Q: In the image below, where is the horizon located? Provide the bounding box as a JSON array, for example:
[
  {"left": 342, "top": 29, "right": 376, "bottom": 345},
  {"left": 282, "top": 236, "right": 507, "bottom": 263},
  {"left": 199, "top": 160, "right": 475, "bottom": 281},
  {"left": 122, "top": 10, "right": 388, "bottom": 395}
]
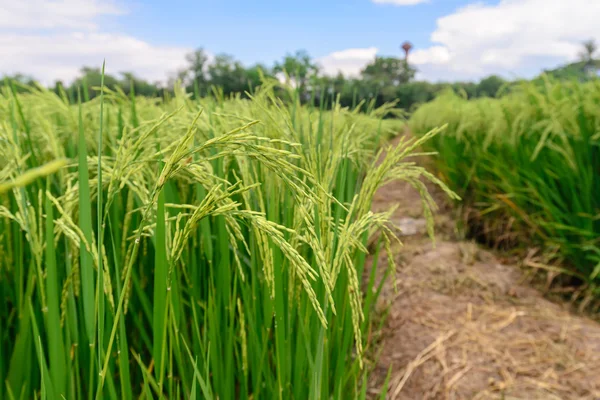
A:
[{"left": 1, "top": 0, "right": 599, "bottom": 86}]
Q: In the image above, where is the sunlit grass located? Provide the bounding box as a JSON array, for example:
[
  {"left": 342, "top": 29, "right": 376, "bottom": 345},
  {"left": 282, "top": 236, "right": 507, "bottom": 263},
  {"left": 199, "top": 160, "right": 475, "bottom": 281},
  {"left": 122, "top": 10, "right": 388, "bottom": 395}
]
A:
[
  {"left": 0, "top": 76, "right": 450, "bottom": 399},
  {"left": 410, "top": 77, "right": 600, "bottom": 294}
]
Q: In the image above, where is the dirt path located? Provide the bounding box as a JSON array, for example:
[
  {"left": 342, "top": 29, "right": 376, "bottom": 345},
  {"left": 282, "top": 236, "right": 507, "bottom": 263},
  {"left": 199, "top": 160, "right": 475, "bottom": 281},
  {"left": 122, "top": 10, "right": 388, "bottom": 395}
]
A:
[{"left": 366, "top": 137, "right": 600, "bottom": 400}]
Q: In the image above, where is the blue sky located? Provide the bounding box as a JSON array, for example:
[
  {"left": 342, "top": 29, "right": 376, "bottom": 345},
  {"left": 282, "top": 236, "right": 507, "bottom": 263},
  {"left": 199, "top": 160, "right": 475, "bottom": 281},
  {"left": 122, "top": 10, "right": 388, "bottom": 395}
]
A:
[
  {"left": 118, "top": 0, "right": 465, "bottom": 65},
  {"left": 1, "top": 0, "right": 599, "bottom": 84}
]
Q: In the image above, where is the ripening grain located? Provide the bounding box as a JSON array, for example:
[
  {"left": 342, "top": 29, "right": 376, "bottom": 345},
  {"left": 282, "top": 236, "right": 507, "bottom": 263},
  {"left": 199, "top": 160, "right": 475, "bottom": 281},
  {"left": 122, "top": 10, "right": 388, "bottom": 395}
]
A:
[
  {"left": 410, "top": 77, "right": 600, "bottom": 291},
  {"left": 0, "top": 78, "right": 452, "bottom": 399}
]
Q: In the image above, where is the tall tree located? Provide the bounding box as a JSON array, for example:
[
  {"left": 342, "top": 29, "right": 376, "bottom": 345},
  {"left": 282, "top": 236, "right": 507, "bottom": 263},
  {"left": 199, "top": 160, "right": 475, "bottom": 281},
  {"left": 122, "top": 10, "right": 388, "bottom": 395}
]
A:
[
  {"left": 274, "top": 50, "right": 319, "bottom": 95},
  {"left": 119, "top": 72, "right": 160, "bottom": 97},
  {"left": 361, "top": 56, "right": 416, "bottom": 87},
  {"left": 579, "top": 39, "right": 597, "bottom": 64},
  {"left": 399, "top": 59, "right": 417, "bottom": 84},
  {"left": 244, "top": 64, "right": 272, "bottom": 92},
  {"left": 207, "top": 53, "right": 247, "bottom": 94},
  {"left": 177, "top": 48, "right": 210, "bottom": 94},
  {"left": 70, "top": 67, "right": 120, "bottom": 99},
  {"left": 2, "top": 74, "right": 37, "bottom": 93},
  {"left": 476, "top": 75, "right": 506, "bottom": 97}
]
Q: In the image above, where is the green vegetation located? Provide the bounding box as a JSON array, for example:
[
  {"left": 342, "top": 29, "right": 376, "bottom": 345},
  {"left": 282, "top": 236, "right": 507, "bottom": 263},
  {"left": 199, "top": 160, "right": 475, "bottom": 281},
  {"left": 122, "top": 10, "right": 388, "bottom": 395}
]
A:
[
  {"left": 543, "top": 60, "right": 600, "bottom": 81},
  {"left": 544, "top": 39, "right": 600, "bottom": 81},
  {"left": 0, "top": 76, "right": 453, "bottom": 399},
  {"left": 4, "top": 46, "right": 512, "bottom": 113},
  {"left": 8, "top": 40, "right": 600, "bottom": 124},
  {"left": 410, "top": 77, "right": 600, "bottom": 294}
]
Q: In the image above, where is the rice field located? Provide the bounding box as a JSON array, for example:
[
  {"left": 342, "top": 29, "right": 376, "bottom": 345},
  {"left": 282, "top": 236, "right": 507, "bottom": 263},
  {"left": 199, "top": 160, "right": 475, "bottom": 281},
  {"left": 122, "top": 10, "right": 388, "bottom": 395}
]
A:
[
  {"left": 0, "top": 75, "right": 453, "bottom": 399},
  {"left": 410, "top": 77, "right": 600, "bottom": 297}
]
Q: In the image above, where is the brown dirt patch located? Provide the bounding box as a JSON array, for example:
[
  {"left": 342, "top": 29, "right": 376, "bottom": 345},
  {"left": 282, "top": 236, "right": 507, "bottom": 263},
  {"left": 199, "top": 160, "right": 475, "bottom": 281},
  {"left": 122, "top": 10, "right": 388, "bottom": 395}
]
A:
[{"left": 366, "top": 136, "right": 600, "bottom": 400}]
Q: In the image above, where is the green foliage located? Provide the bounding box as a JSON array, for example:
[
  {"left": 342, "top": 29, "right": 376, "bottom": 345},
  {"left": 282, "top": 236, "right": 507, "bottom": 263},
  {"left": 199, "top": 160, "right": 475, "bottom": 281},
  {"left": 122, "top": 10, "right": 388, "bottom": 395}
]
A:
[
  {"left": 2, "top": 74, "right": 37, "bottom": 92},
  {"left": 361, "top": 56, "right": 416, "bottom": 86},
  {"left": 10, "top": 41, "right": 600, "bottom": 115},
  {"left": 543, "top": 60, "right": 600, "bottom": 81},
  {"left": 207, "top": 54, "right": 260, "bottom": 95},
  {"left": 308, "top": 74, "right": 509, "bottom": 113},
  {"left": 182, "top": 48, "right": 210, "bottom": 89},
  {"left": 171, "top": 48, "right": 274, "bottom": 98},
  {"left": 274, "top": 49, "right": 320, "bottom": 87},
  {"left": 2, "top": 47, "right": 513, "bottom": 113},
  {"left": 542, "top": 39, "right": 600, "bottom": 82},
  {"left": 410, "top": 77, "right": 600, "bottom": 292},
  {"left": 475, "top": 75, "right": 506, "bottom": 97},
  {"left": 579, "top": 39, "right": 598, "bottom": 64},
  {"left": 0, "top": 77, "right": 450, "bottom": 399},
  {"left": 56, "top": 67, "right": 162, "bottom": 101}
]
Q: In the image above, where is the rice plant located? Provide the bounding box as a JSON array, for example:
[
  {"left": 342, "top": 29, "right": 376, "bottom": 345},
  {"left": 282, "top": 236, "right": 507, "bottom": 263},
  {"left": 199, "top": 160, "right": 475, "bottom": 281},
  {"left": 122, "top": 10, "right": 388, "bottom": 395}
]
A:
[
  {"left": 0, "top": 76, "right": 451, "bottom": 399},
  {"left": 410, "top": 77, "right": 600, "bottom": 293}
]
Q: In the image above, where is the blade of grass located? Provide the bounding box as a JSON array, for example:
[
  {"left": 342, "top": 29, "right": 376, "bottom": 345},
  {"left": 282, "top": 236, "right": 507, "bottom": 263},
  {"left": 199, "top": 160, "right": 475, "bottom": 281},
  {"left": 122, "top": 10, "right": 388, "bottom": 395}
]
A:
[
  {"left": 96, "top": 60, "right": 106, "bottom": 398},
  {"left": 153, "top": 188, "right": 168, "bottom": 386},
  {"left": 44, "top": 180, "right": 66, "bottom": 397},
  {"left": 77, "top": 88, "right": 96, "bottom": 345}
]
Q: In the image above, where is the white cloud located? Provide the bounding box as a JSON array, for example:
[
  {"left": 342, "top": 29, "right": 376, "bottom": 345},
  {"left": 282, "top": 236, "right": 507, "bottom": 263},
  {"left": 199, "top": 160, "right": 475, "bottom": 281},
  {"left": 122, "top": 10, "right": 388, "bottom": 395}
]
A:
[
  {"left": 317, "top": 47, "right": 378, "bottom": 77},
  {"left": 372, "top": 0, "right": 428, "bottom": 5},
  {"left": 410, "top": 46, "right": 450, "bottom": 65},
  {"left": 412, "top": 0, "right": 600, "bottom": 81},
  {"left": 0, "top": 33, "right": 191, "bottom": 85},
  {"left": 0, "top": 0, "right": 191, "bottom": 85},
  {"left": 0, "top": 0, "right": 125, "bottom": 30}
]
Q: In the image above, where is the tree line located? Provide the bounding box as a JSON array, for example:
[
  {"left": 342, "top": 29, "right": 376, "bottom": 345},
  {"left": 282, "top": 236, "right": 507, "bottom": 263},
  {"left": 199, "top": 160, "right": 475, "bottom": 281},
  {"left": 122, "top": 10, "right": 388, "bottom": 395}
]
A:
[{"left": 4, "top": 40, "right": 599, "bottom": 111}]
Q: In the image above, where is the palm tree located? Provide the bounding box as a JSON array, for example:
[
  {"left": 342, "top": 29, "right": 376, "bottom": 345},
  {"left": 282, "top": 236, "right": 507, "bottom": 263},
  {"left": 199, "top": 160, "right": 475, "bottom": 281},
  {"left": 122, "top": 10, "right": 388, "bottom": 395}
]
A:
[
  {"left": 579, "top": 39, "right": 597, "bottom": 64},
  {"left": 401, "top": 41, "right": 413, "bottom": 61},
  {"left": 400, "top": 42, "right": 416, "bottom": 84}
]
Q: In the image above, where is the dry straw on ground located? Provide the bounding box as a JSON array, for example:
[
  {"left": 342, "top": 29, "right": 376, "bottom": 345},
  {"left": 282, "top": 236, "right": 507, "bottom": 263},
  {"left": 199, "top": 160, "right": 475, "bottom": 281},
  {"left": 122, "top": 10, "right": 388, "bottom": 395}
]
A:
[{"left": 366, "top": 136, "right": 600, "bottom": 400}]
